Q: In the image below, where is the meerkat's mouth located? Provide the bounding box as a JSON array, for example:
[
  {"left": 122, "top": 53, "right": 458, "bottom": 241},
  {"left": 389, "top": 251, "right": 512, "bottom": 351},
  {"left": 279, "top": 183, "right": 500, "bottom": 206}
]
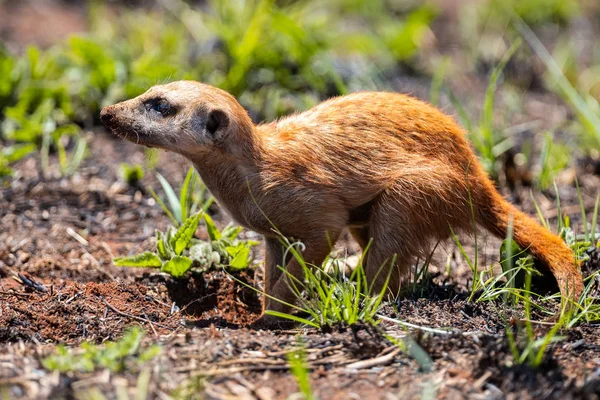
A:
[{"left": 100, "top": 107, "right": 154, "bottom": 146}]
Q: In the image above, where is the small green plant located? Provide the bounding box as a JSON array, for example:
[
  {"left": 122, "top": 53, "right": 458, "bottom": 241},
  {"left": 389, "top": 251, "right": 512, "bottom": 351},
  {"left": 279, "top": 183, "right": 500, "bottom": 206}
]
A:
[
  {"left": 260, "top": 239, "right": 390, "bottom": 329},
  {"left": 0, "top": 47, "right": 88, "bottom": 178},
  {"left": 113, "top": 212, "right": 258, "bottom": 277},
  {"left": 119, "top": 163, "right": 145, "bottom": 186},
  {"left": 41, "top": 327, "right": 160, "bottom": 373},
  {"left": 403, "top": 243, "right": 439, "bottom": 299},
  {"left": 505, "top": 276, "right": 568, "bottom": 369},
  {"left": 149, "top": 167, "right": 213, "bottom": 226},
  {"left": 287, "top": 339, "right": 314, "bottom": 400}
]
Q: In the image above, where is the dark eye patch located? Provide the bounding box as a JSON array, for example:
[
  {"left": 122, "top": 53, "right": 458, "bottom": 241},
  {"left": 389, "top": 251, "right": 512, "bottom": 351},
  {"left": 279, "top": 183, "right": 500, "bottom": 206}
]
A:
[{"left": 144, "top": 98, "right": 174, "bottom": 117}]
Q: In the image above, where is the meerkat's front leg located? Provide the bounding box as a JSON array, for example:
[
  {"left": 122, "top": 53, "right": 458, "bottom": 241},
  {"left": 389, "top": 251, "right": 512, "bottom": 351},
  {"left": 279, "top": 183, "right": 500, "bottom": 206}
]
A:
[
  {"left": 262, "top": 237, "right": 286, "bottom": 311},
  {"left": 258, "top": 230, "right": 342, "bottom": 324}
]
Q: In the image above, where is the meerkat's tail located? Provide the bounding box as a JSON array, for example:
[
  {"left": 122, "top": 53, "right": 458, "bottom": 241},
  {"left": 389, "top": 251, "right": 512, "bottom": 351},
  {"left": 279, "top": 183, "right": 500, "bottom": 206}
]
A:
[{"left": 474, "top": 183, "right": 584, "bottom": 302}]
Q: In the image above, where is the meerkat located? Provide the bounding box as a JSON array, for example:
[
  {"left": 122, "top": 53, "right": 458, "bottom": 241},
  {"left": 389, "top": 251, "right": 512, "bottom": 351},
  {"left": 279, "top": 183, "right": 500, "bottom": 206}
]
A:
[{"left": 100, "top": 80, "right": 584, "bottom": 325}]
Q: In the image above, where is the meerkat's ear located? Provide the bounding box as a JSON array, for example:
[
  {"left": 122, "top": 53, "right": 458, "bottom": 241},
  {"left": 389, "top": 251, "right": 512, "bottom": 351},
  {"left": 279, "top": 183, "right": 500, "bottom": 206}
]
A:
[{"left": 206, "top": 109, "right": 229, "bottom": 137}]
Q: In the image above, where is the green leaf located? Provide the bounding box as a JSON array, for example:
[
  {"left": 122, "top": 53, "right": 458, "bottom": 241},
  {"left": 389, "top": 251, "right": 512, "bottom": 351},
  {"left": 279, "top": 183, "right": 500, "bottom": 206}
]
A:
[
  {"left": 189, "top": 242, "right": 212, "bottom": 261},
  {"left": 2, "top": 143, "right": 36, "bottom": 163},
  {"left": 161, "top": 256, "right": 193, "bottom": 278},
  {"left": 203, "top": 213, "right": 221, "bottom": 241},
  {"left": 138, "top": 345, "right": 161, "bottom": 363},
  {"left": 221, "top": 224, "right": 243, "bottom": 240},
  {"left": 155, "top": 230, "right": 174, "bottom": 261},
  {"left": 156, "top": 238, "right": 170, "bottom": 261},
  {"left": 170, "top": 213, "right": 201, "bottom": 255},
  {"left": 113, "top": 252, "right": 162, "bottom": 268},
  {"left": 226, "top": 245, "right": 251, "bottom": 270}
]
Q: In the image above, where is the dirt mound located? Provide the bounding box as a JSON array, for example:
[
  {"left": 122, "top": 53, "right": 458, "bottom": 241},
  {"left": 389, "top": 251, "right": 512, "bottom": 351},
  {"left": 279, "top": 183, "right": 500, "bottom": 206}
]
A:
[
  {"left": 0, "top": 268, "right": 262, "bottom": 344},
  {"left": 0, "top": 279, "right": 180, "bottom": 343}
]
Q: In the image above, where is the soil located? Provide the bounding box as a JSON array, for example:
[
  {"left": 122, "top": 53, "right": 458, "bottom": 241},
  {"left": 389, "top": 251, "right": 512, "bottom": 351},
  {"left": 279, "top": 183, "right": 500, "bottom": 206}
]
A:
[{"left": 1, "top": 1, "right": 600, "bottom": 399}]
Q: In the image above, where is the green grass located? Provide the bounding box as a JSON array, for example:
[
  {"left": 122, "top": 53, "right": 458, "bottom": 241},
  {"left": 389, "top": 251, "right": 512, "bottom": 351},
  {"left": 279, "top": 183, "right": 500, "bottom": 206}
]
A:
[
  {"left": 261, "top": 238, "right": 391, "bottom": 329},
  {"left": 536, "top": 132, "right": 571, "bottom": 190},
  {"left": 469, "top": 184, "right": 599, "bottom": 367},
  {"left": 287, "top": 339, "right": 315, "bottom": 400},
  {"left": 42, "top": 327, "right": 160, "bottom": 373}
]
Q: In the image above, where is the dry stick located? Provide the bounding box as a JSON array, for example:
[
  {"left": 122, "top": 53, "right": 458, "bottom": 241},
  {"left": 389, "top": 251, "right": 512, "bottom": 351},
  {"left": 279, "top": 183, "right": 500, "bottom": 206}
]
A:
[
  {"left": 216, "top": 358, "right": 286, "bottom": 367},
  {"left": 70, "top": 233, "right": 116, "bottom": 282},
  {"left": 193, "top": 365, "right": 293, "bottom": 377},
  {"left": 16, "top": 273, "right": 48, "bottom": 293},
  {"left": 343, "top": 347, "right": 402, "bottom": 370},
  {"left": 143, "top": 311, "right": 159, "bottom": 337},
  {"left": 266, "top": 343, "right": 344, "bottom": 357},
  {"left": 101, "top": 298, "right": 171, "bottom": 330},
  {"left": 0, "top": 290, "right": 34, "bottom": 297}
]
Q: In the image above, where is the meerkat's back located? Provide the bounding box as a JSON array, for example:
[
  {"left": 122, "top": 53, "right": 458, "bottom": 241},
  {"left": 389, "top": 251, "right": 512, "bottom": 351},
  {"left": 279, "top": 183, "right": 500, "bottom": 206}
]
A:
[{"left": 260, "top": 92, "right": 477, "bottom": 213}]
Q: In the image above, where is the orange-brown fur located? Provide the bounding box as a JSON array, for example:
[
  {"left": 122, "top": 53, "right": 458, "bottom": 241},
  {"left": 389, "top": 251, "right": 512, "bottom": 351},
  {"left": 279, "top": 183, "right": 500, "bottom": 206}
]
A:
[{"left": 101, "top": 81, "right": 584, "bottom": 324}]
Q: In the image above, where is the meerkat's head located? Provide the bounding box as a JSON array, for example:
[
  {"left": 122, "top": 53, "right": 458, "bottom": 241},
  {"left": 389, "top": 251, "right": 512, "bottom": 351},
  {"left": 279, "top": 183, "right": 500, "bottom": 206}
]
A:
[{"left": 100, "top": 81, "right": 254, "bottom": 157}]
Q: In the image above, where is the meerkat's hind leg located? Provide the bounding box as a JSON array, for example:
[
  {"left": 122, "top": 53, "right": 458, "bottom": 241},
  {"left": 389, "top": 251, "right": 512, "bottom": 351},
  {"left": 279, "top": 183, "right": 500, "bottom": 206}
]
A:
[
  {"left": 263, "top": 237, "right": 287, "bottom": 306},
  {"left": 363, "top": 214, "right": 417, "bottom": 297},
  {"left": 361, "top": 189, "right": 447, "bottom": 298}
]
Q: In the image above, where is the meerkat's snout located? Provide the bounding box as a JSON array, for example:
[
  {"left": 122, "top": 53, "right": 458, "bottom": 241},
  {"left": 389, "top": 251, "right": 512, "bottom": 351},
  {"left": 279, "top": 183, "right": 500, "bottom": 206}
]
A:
[
  {"left": 100, "top": 106, "right": 115, "bottom": 125},
  {"left": 99, "top": 107, "right": 112, "bottom": 122}
]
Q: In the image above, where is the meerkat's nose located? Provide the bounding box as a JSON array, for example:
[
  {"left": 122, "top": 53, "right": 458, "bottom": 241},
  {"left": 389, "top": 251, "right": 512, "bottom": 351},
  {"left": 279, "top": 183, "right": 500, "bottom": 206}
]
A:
[{"left": 100, "top": 107, "right": 114, "bottom": 124}]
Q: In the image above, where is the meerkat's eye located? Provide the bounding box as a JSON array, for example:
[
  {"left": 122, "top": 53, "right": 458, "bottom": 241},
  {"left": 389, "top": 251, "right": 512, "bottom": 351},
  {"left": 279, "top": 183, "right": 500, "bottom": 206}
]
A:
[{"left": 145, "top": 99, "right": 172, "bottom": 117}]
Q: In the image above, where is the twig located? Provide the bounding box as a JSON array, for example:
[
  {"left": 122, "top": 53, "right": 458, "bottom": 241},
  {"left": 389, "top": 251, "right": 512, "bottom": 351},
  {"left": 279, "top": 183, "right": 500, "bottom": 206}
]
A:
[
  {"left": 192, "top": 365, "right": 292, "bottom": 377},
  {"left": 0, "top": 290, "right": 34, "bottom": 297},
  {"left": 82, "top": 250, "right": 116, "bottom": 281},
  {"left": 143, "top": 311, "right": 159, "bottom": 337},
  {"left": 16, "top": 273, "right": 48, "bottom": 293},
  {"left": 216, "top": 358, "right": 285, "bottom": 367},
  {"left": 66, "top": 227, "right": 89, "bottom": 247},
  {"left": 378, "top": 314, "right": 452, "bottom": 335},
  {"left": 266, "top": 343, "right": 343, "bottom": 357},
  {"left": 102, "top": 298, "right": 171, "bottom": 329},
  {"left": 9, "top": 238, "right": 29, "bottom": 253},
  {"left": 344, "top": 347, "right": 402, "bottom": 370}
]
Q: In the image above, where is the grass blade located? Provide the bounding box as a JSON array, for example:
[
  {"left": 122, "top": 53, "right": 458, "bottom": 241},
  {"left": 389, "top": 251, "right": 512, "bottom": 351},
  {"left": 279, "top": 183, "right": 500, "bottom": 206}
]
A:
[
  {"left": 575, "top": 178, "right": 588, "bottom": 241},
  {"left": 592, "top": 194, "right": 599, "bottom": 244},
  {"left": 179, "top": 167, "right": 195, "bottom": 223},
  {"left": 156, "top": 173, "right": 182, "bottom": 223},
  {"left": 264, "top": 311, "right": 319, "bottom": 328},
  {"left": 148, "top": 187, "right": 178, "bottom": 226}
]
